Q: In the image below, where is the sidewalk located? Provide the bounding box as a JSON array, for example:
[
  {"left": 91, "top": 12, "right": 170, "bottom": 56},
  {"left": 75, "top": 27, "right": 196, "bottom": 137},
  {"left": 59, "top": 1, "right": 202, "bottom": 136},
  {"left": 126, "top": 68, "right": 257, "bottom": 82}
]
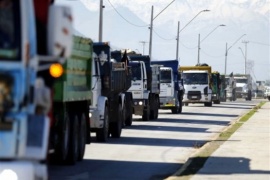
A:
[{"left": 190, "top": 102, "right": 270, "bottom": 180}]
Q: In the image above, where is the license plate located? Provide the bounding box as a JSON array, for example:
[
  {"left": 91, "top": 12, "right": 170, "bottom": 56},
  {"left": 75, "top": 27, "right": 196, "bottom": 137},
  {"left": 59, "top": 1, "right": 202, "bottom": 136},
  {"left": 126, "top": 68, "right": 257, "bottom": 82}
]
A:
[{"left": 192, "top": 96, "right": 197, "bottom": 98}]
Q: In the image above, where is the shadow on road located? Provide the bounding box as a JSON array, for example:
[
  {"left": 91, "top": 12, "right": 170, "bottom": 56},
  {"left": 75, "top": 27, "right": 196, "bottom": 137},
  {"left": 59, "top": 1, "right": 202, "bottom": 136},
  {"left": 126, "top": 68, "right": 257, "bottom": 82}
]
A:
[
  {"left": 94, "top": 136, "right": 208, "bottom": 148},
  {"left": 125, "top": 124, "right": 210, "bottom": 133},
  {"left": 156, "top": 118, "right": 230, "bottom": 126},
  {"left": 49, "top": 159, "right": 182, "bottom": 180},
  {"left": 178, "top": 112, "right": 238, "bottom": 118},
  {"left": 178, "top": 156, "right": 270, "bottom": 176}
]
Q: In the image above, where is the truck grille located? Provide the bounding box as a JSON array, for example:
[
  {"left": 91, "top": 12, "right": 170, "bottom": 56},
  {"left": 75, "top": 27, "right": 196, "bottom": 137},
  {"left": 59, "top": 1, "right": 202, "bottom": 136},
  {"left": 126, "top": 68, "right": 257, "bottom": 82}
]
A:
[
  {"left": 236, "top": 87, "right": 243, "bottom": 92},
  {"left": 187, "top": 91, "right": 201, "bottom": 100}
]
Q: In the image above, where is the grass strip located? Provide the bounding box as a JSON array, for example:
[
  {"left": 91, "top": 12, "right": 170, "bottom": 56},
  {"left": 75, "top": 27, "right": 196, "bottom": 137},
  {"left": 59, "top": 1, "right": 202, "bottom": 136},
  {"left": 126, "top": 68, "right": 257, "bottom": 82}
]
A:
[{"left": 167, "top": 101, "right": 266, "bottom": 180}]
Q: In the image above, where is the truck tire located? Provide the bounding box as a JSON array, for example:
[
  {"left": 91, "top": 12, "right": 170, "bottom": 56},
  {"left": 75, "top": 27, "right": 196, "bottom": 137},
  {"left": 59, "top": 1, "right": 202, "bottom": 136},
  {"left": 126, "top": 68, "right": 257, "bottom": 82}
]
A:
[
  {"left": 204, "top": 101, "right": 212, "bottom": 107},
  {"left": 184, "top": 103, "right": 189, "bottom": 106},
  {"left": 125, "top": 95, "right": 133, "bottom": 126},
  {"left": 110, "top": 104, "right": 122, "bottom": 138},
  {"left": 78, "top": 114, "right": 86, "bottom": 161},
  {"left": 66, "top": 114, "right": 79, "bottom": 165},
  {"left": 142, "top": 104, "right": 150, "bottom": 121},
  {"left": 178, "top": 99, "right": 183, "bottom": 113},
  {"left": 171, "top": 101, "right": 179, "bottom": 114},
  {"left": 154, "top": 97, "right": 159, "bottom": 119},
  {"left": 96, "top": 105, "right": 109, "bottom": 142},
  {"left": 55, "top": 112, "right": 70, "bottom": 163},
  {"left": 268, "top": 97, "right": 270, "bottom": 101}
]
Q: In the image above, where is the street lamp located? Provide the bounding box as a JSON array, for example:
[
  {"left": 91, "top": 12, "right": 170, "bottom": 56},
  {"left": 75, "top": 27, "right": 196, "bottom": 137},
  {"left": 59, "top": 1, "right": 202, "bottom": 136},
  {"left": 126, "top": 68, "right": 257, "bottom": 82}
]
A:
[
  {"left": 139, "top": 41, "right": 148, "bottom": 55},
  {"left": 224, "top": 34, "right": 246, "bottom": 75},
  {"left": 197, "top": 24, "right": 226, "bottom": 64},
  {"left": 149, "top": 0, "right": 175, "bottom": 60},
  {"left": 176, "top": 9, "right": 210, "bottom": 60}
]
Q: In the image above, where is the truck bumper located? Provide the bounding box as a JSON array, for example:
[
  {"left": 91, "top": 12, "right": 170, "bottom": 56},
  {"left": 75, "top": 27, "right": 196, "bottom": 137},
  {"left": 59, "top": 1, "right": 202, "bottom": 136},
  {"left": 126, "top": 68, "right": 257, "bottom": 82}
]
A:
[
  {"left": 90, "top": 109, "right": 103, "bottom": 129},
  {"left": 133, "top": 99, "right": 147, "bottom": 116},
  {"left": 159, "top": 97, "right": 176, "bottom": 109},
  {"left": 0, "top": 161, "right": 47, "bottom": 180},
  {"left": 236, "top": 92, "right": 248, "bottom": 98},
  {"left": 183, "top": 93, "right": 212, "bottom": 103}
]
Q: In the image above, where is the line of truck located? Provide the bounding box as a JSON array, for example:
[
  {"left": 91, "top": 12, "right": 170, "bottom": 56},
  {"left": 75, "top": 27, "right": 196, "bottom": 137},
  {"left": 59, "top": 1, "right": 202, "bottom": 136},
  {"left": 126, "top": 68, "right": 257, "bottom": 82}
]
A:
[{"left": 0, "top": 1, "right": 255, "bottom": 179}]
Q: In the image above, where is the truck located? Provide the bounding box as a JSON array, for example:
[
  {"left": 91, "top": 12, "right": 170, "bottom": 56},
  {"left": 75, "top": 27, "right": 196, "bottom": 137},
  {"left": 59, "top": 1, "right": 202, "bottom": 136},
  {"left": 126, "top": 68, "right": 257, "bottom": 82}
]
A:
[
  {"left": 219, "top": 74, "right": 227, "bottom": 102},
  {"left": 225, "top": 73, "right": 237, "bottom": 101},
  {"left": 111, "top": 50, "right": 133, "bottom": 126},
  {"left": 0, "top": 0, "right": 73, "bottom": 179},
  {"left": 89, "top": 44, "right": 132, "bottom": 142},
  {"left": 128, "top": 55, "right": 160, "bottom": 121},
  {"left": 211, "top": 71, "right": 221, "bottom": 104},
  {"left": 151, "top": 60, "right": 184, "bottom": 114},
  {"left": 179, "top": 65, "right": 212, "bottom": 107},
  {"left": 234, "top": 74, "right": 252, "bottom": 101}
]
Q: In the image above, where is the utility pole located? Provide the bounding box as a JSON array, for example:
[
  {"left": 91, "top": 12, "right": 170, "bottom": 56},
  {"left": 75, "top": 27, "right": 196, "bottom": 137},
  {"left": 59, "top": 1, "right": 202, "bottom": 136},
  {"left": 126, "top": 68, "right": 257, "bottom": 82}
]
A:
[
  {"left": 149, "top": 6, "right": 154, "bottom": 59},
  {"left": 242, "top": 40, "right": 249, "bottom": 75},
  {"left": 176, "top": 21, "right": 180, "bottom": 60},
  {"left": 224, "top": 43, "right": 228, "bottom": 75},
  {"left": 197, "top": 34, "right": 200, "bottom": 65},
  {"left": 98, "top": 0, "right": 104, "bottom": 42},
  {"left": 149, "top": 0, "right": 175, "bottom": 60},
  {"left": 139, "top": 41, "right": 148, "bottom": 55}
]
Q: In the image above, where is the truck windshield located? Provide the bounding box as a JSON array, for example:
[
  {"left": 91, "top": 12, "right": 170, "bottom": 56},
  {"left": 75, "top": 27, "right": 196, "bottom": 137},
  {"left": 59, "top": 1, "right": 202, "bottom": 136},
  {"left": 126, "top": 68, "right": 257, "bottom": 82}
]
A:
[
  {"left": 130, "top": 63, "right": 141, "bottom": 81},
  {"left": 235, "top": 79, "right": 247, "bottom": 83},
  {"left": 160, "top": 70, "right": 172, "bottom": 83},
  {"left": 182, "top": 73, "right": 208, "bottom": 85},
  {"left": 0, "top": 0, "right": 21, "bottom": 60}
]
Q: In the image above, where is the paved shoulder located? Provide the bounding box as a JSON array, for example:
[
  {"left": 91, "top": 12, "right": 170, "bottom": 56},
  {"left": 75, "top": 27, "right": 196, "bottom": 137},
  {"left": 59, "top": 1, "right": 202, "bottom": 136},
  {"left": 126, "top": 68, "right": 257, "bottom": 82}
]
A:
[{"left": 191, "top": 102, "right": 270, "bottom": 180}]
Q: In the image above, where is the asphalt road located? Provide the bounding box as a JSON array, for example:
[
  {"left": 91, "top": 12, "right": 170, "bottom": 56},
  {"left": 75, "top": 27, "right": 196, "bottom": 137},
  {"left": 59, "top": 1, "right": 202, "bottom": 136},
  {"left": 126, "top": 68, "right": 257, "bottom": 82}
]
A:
[{"left": 49, "top": 99, "right": 261, "bottom": 180}]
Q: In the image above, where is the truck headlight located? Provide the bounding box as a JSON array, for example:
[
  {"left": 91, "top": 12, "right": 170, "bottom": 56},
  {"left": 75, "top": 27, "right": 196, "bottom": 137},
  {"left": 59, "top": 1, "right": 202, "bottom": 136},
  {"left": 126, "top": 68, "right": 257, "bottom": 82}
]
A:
[
  {"left": 89, "top": 112, "right": 92, "bottom": 118},
  {"left": 0, "top": 169, "right": 18, "bottom": 180},
  {"left": 139, "top": 101, "right": 143, "bottom": 105}
]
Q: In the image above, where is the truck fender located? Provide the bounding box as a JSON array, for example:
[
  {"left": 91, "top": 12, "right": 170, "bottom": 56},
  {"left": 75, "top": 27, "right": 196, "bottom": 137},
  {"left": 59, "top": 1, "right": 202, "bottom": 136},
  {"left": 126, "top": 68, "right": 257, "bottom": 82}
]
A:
[{"left": 97, "top": 96, "right": 107, "bottom": 118}]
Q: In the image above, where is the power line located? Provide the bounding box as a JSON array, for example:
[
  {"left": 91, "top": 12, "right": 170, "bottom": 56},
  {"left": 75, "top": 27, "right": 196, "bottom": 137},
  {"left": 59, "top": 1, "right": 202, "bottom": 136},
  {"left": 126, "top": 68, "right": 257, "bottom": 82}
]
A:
[
  {"left": 179, "top": 41, "right": 197, "bottom": 49},
  {"left": 201, "top": 49, "right": 224, "bottom": 58},
  {"left": 152, "top": 29, "right": 175, "bottom": 41},
  {"left": 107, "top": 0, "right": 148, "bottom": 27},
  {"left": 249, "top": 41, "right": 270, "bottom": 46}
]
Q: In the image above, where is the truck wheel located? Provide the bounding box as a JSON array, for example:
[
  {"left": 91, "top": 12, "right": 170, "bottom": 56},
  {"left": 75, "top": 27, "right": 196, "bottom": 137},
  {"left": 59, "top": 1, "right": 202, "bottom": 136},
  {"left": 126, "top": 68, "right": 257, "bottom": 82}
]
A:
[
  {"left": 154, "top": 98, "right": 159, "bottom": 119},
  {"left": 171, "top": 107, "right": 178, "bottom": 114},
  {"left": 96, "top": 106, "right": 109, "bottom": 142},
  {"left": 66, "top": 114, "right": 79, "bottom": 165},
  {"left": 178, "top": 100, "right": 183, "bottom": 113},
  {"left": 110, "top": 104, "right": 122, "bottom": 138},
  {"left": 125, "top": 115, "right": 132, "bottom": 126},
  {"left": 78, "top": 114, "right": 86, "bottom": 161},
  {"left": 142, "top": 105, "right": 150, "bottom": 121},
  {"left": 125, "top": 96, "right": 133, "bottom": 126},
  {"left": 55, "top": 112, "right": 70, "bottom": 163},
  {"left": 184, "top": 103, "right": 189, "bottom": 106},
  {"left": 268, "top": 97, "right": 270, "bottom": 101},
  {"left": 204, "top": 102, "right": 212, "bottom": 107}
]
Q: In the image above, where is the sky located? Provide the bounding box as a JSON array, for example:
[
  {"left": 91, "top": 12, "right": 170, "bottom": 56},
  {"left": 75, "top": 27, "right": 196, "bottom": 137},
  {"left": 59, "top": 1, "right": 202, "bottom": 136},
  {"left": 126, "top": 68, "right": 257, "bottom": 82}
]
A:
[{"left": 56, "top": 0, "right": 270, "bottom": 82}]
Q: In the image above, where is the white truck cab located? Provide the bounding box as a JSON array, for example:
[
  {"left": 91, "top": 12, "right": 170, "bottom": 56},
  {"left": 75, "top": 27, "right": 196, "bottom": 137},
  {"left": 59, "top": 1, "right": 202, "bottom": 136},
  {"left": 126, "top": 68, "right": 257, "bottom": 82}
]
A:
[{"left": 179, "top": 65, "right": 212, "bottom": 107}]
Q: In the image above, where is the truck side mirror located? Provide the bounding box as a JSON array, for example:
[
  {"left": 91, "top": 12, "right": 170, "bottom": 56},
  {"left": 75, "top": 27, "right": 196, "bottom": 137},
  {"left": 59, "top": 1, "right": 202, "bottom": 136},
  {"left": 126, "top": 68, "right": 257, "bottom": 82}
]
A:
[{"left": 47, "top": 5, "right": 73, "bottom": 58}]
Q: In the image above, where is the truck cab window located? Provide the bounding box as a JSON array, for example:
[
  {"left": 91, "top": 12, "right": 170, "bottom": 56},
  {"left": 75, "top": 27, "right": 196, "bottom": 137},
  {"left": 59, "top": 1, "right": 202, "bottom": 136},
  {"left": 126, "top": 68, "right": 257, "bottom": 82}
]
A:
[
  {"left": 130, "top": 63, "right": 141, "bottom": 81},
  {"left": 160, "top": 70, "right": 172, "bottom": 83},
  {"left": 0, "top": 0, "right": 21, "bottom": 60}
]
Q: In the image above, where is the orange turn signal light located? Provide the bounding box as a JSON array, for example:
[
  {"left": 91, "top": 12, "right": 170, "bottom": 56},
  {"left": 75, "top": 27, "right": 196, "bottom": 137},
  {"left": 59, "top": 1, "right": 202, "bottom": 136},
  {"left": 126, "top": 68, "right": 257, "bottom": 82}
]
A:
[{"left": 49, "top": 63, "right": 63, "bottom": 78}]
